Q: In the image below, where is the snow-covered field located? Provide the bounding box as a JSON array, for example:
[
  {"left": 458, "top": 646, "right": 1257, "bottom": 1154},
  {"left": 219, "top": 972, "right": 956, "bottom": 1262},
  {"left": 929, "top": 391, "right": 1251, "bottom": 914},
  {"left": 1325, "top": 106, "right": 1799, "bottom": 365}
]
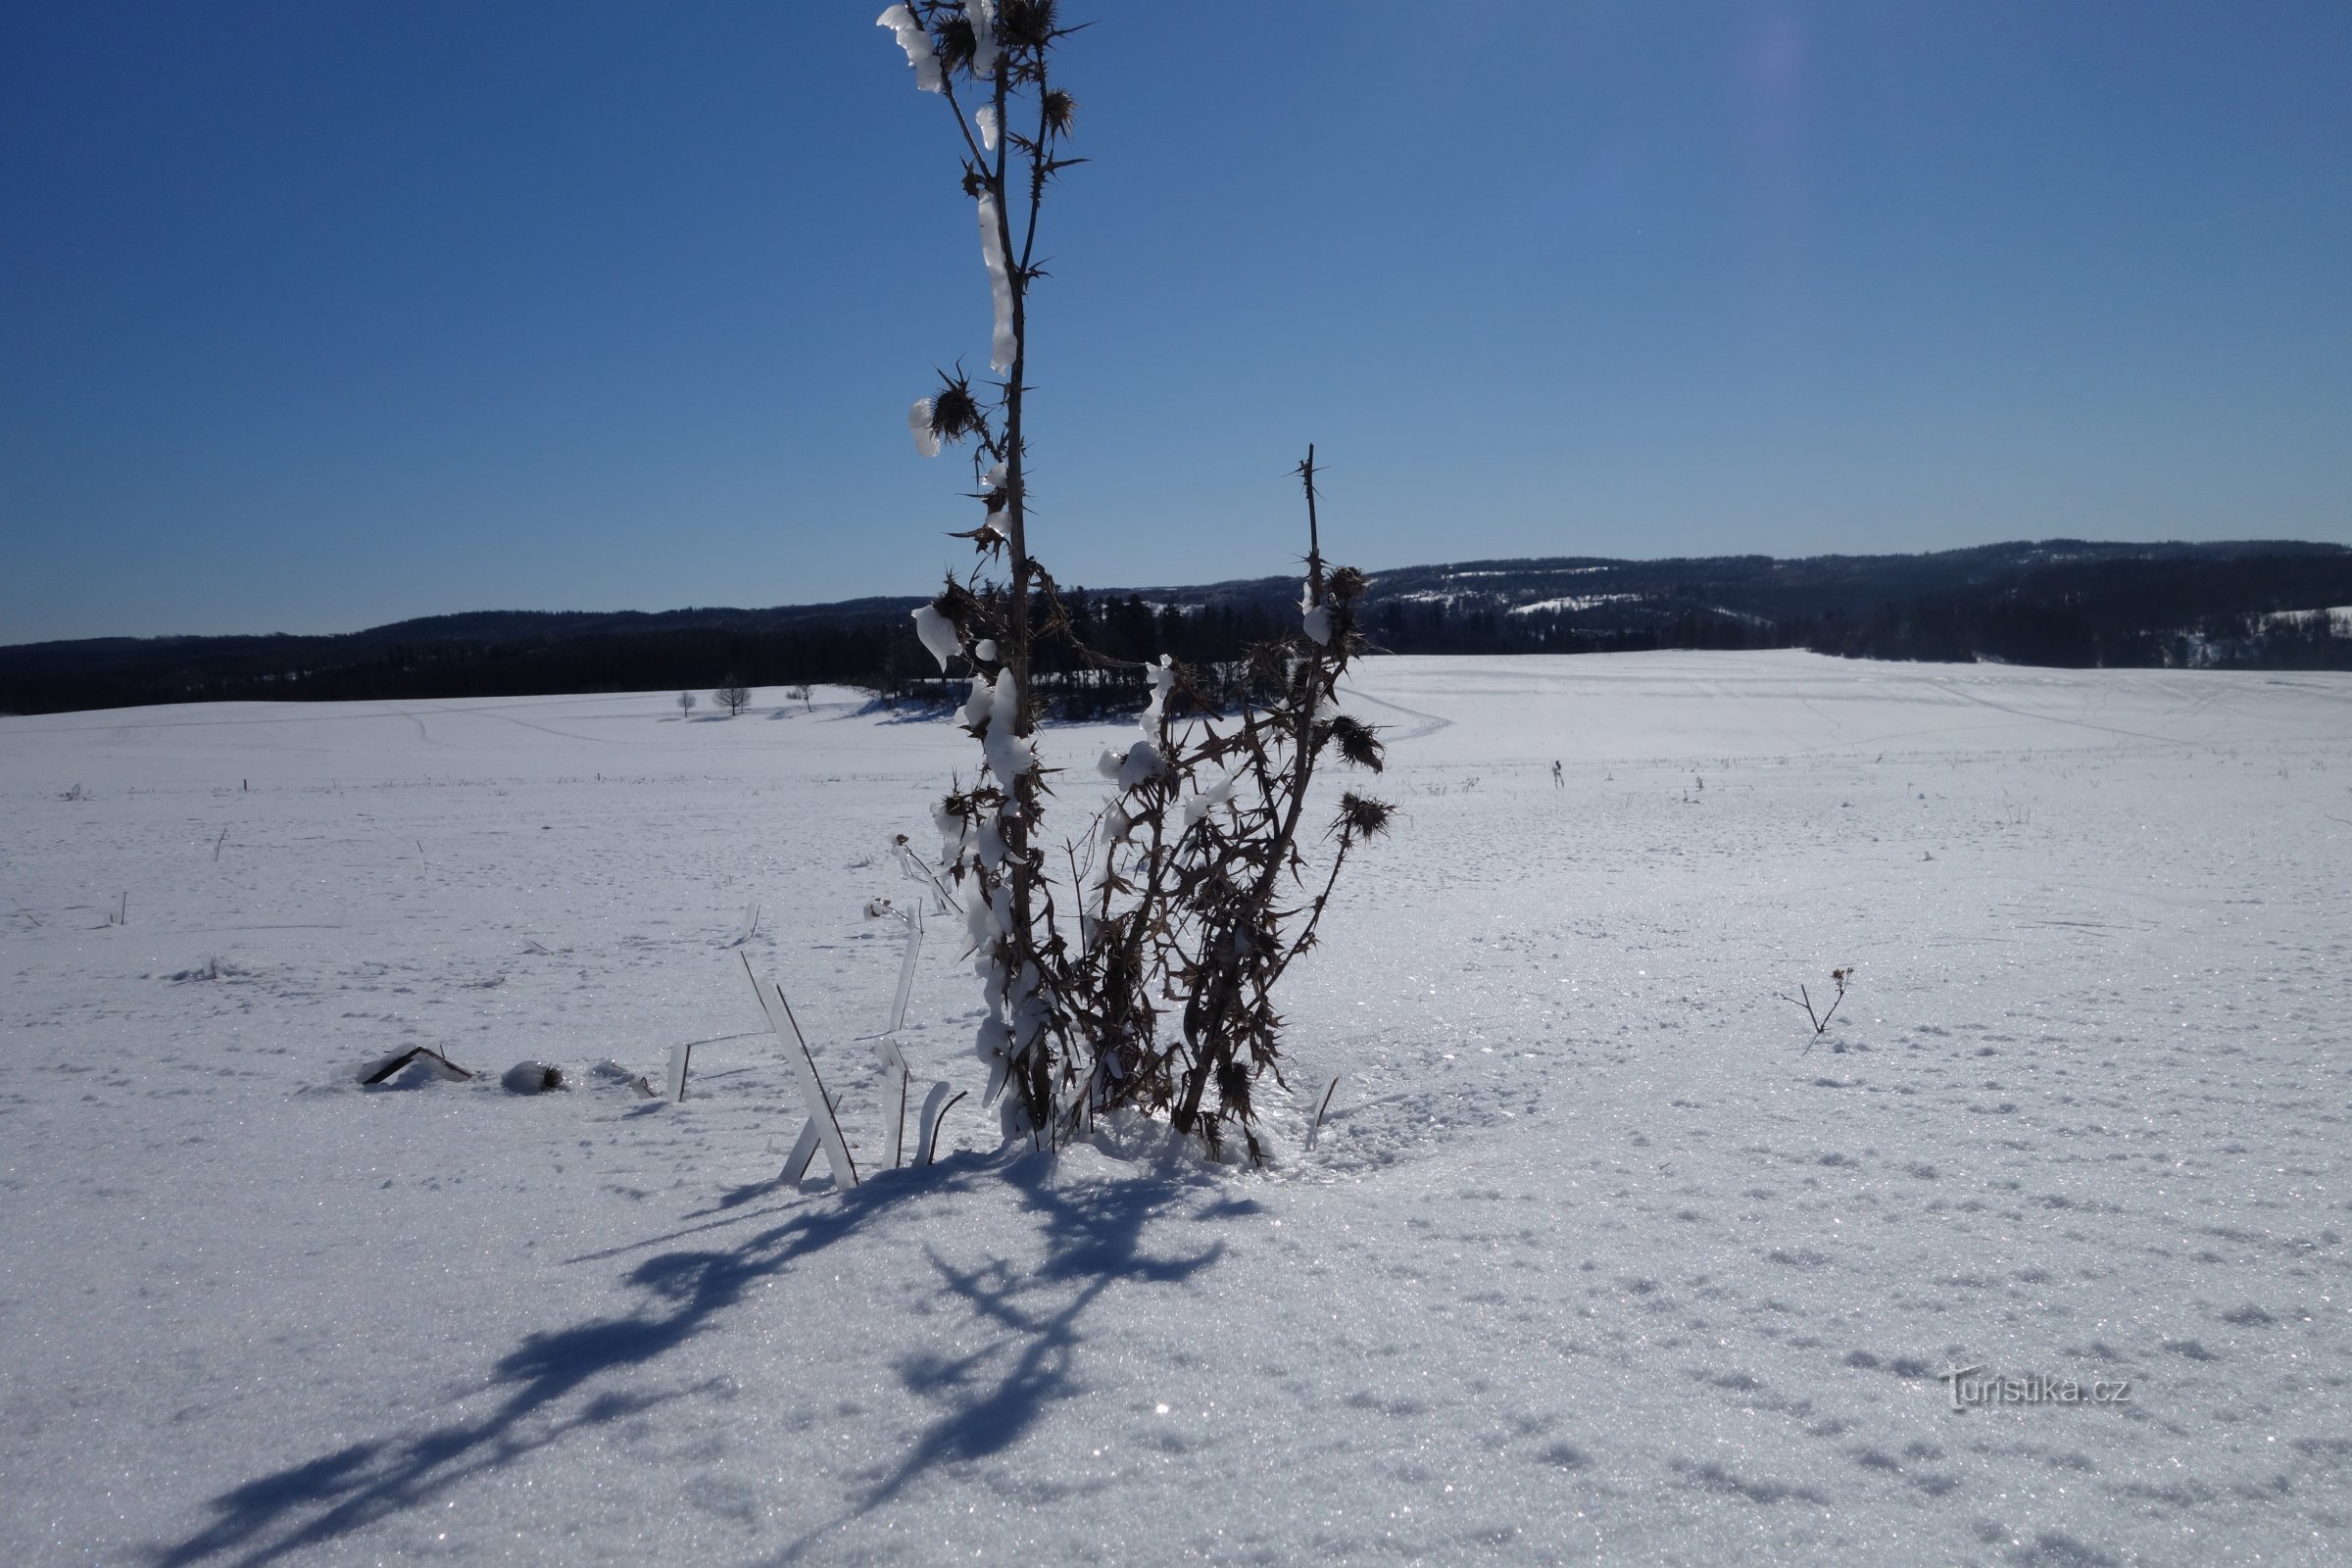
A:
[{"left": 3, "top": 651, "right": 2348, "bottom": 1566}]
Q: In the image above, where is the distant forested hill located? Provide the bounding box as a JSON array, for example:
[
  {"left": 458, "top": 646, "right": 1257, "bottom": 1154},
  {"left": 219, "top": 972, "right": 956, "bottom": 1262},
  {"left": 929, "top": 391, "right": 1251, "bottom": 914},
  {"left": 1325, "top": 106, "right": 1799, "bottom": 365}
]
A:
[{"left": 5, "top": 539, "right": 2349, "bottom": 715}]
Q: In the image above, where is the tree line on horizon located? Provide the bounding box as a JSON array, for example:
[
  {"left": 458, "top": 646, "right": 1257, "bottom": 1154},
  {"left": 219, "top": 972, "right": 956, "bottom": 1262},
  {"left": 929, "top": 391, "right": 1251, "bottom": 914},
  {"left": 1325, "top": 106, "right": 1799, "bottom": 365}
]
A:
[{"left": 4, "top": 544, "right": 2348, "bottom": 716}]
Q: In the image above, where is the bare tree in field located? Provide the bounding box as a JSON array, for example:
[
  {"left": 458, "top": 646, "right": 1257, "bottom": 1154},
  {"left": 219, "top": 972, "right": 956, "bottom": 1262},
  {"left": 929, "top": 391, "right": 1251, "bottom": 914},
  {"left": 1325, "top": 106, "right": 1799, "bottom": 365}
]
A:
[
  {"left": 676, "top": 691, "right": 697, "bottom": 720},
  {"left": 786, "top": 683, "right": 813, "bottom": 711},
  {"left": 712, "top": 681, "right": 751, "bottom": 717}
]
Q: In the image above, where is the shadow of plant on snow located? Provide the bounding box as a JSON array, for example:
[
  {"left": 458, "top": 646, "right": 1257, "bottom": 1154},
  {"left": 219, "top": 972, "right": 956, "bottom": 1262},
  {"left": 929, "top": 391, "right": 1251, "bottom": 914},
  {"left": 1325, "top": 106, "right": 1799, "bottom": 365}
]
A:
[
  {"left": 151, "top": 1152, "right": 1230, "bottom": 1566},
  {"left": 775, "top": 1157, "right": 1230, "bottom": 1560}
]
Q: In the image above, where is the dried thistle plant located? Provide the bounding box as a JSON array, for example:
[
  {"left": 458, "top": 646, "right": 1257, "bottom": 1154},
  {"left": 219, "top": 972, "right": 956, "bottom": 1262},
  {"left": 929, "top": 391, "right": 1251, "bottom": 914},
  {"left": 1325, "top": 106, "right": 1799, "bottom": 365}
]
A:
[
  {"left": 1050, "top": 450, "right": 1392, "bottom": 1160},
  {"left": 881, "top": 10, "right": 1390, "bottom": 1157},
  {"left": 882, "top": 0, "right": 1086, "bottom": 1143}
]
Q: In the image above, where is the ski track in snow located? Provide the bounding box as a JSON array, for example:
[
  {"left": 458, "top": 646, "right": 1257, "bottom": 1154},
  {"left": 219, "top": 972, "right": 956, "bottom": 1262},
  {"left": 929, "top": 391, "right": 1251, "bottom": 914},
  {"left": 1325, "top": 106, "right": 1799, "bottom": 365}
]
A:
[{"left": 2, "top": 651, "right": 2348, "bottom": 1566}]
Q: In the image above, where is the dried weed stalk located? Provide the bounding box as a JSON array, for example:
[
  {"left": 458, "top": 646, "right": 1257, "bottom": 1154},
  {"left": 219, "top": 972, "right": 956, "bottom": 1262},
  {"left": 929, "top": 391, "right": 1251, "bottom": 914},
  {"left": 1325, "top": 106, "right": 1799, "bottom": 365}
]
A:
[{"left": 1783, "top": 965, "right": 1853, "bottom": 1054}]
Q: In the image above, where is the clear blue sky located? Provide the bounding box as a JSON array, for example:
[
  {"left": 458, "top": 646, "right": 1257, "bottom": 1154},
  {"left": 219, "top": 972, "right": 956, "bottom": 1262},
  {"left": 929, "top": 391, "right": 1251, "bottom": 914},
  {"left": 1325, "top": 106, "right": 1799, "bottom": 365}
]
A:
[{"left": 4, "top": 2, "right": 2348, "bottom": 644}]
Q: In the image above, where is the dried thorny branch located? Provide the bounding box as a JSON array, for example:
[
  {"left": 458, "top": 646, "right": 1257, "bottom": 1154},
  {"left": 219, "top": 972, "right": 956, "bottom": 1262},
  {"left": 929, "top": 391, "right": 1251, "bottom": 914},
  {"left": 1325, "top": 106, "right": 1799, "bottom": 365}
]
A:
[
  {"left": 1047, "top": 450, "right": 1393, "bottom": 1159},
  {"left": 916, "top": 455, "right": 1390, "bottom": 1158}
]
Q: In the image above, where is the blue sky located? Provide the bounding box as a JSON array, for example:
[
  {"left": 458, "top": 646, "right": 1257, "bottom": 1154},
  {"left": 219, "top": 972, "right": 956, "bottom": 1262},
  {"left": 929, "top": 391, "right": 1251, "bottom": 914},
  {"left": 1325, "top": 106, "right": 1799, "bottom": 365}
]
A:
[{"left": 3, "top": 1, "right": 2348, "bottom": 644}]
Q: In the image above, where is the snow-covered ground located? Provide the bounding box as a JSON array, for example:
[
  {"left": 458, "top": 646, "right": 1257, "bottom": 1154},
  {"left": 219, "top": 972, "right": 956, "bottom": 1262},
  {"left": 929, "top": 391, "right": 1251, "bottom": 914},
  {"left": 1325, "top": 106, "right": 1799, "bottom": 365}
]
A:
[{"left": 3, "top": 651, "right": 2348, "bottom": 1566}]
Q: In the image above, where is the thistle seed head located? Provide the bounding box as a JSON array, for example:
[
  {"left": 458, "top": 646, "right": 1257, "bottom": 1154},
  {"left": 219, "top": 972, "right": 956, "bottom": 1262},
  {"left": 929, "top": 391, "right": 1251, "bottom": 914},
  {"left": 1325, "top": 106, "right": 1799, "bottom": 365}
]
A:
[
  {"left": 998, "top": 0, "right": 1058, "bottom": 49},
  {"left": 930, "top": 375, "right": 984, "bottom": 441},
  {"left": 1318, "top": 713, "right": 1386, "bottom": 772},
  {"left": 1336, "top": 792, "right": 1395, "bottom": 841}
]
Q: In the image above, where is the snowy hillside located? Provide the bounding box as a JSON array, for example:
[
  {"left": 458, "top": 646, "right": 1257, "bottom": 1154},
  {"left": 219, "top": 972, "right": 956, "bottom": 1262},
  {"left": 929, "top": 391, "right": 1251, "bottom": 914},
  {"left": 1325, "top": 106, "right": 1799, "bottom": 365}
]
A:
[{"left": 3, "top": 652, "right": 2348, "bottom": 1565}]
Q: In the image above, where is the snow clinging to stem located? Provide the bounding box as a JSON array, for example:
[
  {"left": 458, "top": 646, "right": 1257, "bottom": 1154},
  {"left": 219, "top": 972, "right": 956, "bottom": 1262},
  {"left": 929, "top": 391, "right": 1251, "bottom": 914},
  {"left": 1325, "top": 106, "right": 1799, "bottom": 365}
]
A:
[
  {"left": 1300, "top": 579, "right": 1333, "bottom": 646},
  {"left": 982, "top": 460, "right": 1007, "bottom": 536},
  {"left": 976, "top": 193, "right": 1015, "bottom": 373},
  {"left": 908, "top": 397, "right": 941, "bottom": 459},
  {"left": 912, "top": 604, "right": 961, "bottom": 671},
  {"left": 965, "top": 1, "right": 1000, "bottom": 78},
  {"left": 875, "top": 6, "right": 944, "bottom": 93}
]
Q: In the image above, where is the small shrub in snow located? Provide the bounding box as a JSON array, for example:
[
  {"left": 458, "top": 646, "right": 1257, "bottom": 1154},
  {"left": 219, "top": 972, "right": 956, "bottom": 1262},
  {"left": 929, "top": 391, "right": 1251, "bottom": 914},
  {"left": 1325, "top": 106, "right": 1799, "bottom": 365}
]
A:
[{"left": 879, "top": 5, "right": 1391, "bottom": 1160}]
